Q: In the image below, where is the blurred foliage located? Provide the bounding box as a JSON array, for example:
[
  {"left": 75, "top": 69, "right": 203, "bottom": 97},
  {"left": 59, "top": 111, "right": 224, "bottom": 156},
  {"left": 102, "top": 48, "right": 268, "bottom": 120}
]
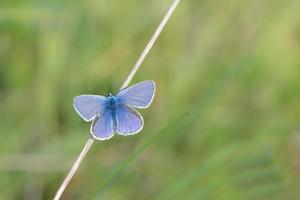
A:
[{"left": 1, "top": 0, "right": 300, "bottom": 199}]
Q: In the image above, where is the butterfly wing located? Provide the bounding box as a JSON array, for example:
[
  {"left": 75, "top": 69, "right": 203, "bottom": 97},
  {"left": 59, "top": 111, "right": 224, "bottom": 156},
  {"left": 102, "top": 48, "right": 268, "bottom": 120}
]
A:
[
  {"left": 114, "top": 105, "right": 144, "bottom": 135},
  {"left": 116, "top": 80, "right": 155, "bottom": 109},
  {"left": 91, "top": 109, "right": 114, "bottom": 140},
  {"left": 73, "top": 95, "right": 106, "bottom": 121}
]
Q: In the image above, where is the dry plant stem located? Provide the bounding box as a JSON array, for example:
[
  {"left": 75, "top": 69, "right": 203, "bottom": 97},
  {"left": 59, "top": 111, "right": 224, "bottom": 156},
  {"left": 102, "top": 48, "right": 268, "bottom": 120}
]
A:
[
  {"left": 53, "top": 138, "right": 94, "bottom": 200},
  {"left": 53, "top": 0, "right": 180, "bottom": 199},
  {"left": 120, "top": 0, "right": 181, "bottom": 90}
]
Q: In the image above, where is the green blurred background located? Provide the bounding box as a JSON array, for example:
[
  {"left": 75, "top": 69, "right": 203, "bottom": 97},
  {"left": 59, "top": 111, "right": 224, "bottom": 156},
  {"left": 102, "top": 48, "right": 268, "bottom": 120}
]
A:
[{"left": 1, "top": 0, "right": 300, "bottom": 199}]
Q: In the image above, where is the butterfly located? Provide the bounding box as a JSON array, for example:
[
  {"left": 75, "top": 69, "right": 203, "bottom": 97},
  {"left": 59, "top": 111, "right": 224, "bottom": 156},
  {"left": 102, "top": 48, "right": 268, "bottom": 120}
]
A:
[{"left": 73, "top": 80, "right": 156, "bottom": 140}]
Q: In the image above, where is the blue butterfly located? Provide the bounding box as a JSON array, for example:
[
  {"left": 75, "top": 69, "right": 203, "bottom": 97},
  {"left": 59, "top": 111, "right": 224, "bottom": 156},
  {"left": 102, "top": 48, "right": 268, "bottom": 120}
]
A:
[{"left": 73, "top": 80, "right": 156, "bottom": 140}]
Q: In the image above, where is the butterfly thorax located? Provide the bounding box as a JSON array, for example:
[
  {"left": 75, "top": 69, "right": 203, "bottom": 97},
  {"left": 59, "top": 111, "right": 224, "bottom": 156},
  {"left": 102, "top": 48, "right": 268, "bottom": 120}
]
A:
[{"left": 105, "top": 95, "right": 120, "bottom": 111}]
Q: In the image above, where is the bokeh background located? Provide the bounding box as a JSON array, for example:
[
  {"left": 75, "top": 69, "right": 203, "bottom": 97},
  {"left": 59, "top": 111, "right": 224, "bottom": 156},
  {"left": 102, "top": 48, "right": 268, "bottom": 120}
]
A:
[{"left": 1, "top": 0, "right": 300, "bottom": 199}]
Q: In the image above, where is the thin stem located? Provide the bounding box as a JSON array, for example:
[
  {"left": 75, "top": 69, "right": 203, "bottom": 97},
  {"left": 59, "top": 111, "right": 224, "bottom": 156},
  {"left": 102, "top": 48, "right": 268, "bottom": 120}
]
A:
[
  {"left": 53, "top": 138, "right": 94, "bottom": 200},
  {"left": 53, "top": 0, "right": 180, "bottom": 199},
  {"left": 119, "top": 0, "right": 181, "bottom": 90}
]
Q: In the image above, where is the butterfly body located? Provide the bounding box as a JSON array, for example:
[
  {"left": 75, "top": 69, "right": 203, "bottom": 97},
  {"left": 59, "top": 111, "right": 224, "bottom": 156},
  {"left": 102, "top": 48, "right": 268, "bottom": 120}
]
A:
[
  {"left": 73, "top": 80, "right": 155, "bottom": 140},
  {"left": 104, "top": 95, "right": 121, "bottom": 130}
]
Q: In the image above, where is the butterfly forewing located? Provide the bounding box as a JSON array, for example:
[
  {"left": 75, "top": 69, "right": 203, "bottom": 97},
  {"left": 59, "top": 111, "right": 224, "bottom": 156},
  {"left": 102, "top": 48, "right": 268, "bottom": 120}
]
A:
[
  {"left": 117, "top": 80, "right": 155, "bottom": 109},
  {"left": 115, "top": 105, "right": 144, "bottom": 135},
  {"left": 91, "top": 110, "right": 114, "bottom": 140},
  {"left": 73, "top": 95, "right": 106, "bottom": 121}
]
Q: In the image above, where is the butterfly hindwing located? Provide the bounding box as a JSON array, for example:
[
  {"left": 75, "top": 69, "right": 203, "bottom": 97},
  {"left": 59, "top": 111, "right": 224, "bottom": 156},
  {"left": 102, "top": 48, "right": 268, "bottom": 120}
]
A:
[
  {"left": 116, "top": 80, "right": 155, "bottom": 109},
  {"left": 73, "top": 95, "right": 106, "bottom": 121},
  {"left": 114, "top": 105, "right": 144, "bottom": 135},
  {"left": 91, "top": 109, "right": 114, "bottom": 140}
]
